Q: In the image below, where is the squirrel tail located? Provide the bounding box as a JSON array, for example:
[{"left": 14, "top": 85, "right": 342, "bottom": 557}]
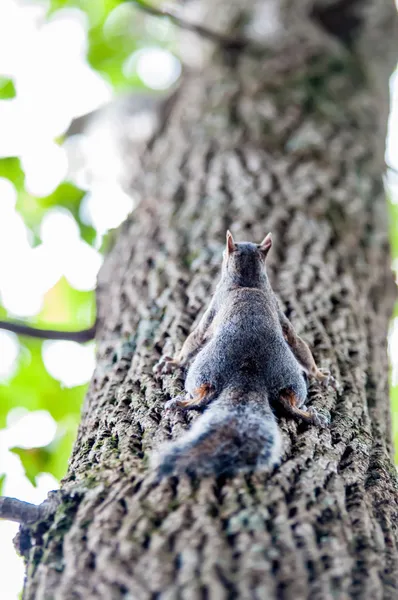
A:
[{"left": 153, "top": 387, "right": 282, "bottom": 478}]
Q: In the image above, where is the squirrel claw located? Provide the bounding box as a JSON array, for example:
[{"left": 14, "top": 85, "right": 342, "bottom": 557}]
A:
[
  {"left": 164, "top": 394, "right": 186, "bottom": 411},
  {"left": 153, "top": 355, "right": 178, "bottom": 377},
  {"left": 328, "top": 375, "right": 340, "bottom": 392},
  {"left": 318, "top": 369, "right": 339, "bottom": 392},
  {"left": 306, "top": 406, "right": 329, "bottom": 428}
]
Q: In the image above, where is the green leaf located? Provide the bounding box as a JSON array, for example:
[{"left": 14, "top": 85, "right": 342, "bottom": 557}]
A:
[
  {"left": 0, "top": 474, "right": 6, "bottom": 495},
  {"left": 0, "top": 77, "right": 16, "bottom": 99},
  {"left": 10, "top": 447, "right": 51, "bottom": 486},
  {"left": 36, "top": 276, "right": 96, "bottom": 329},
  {"left": 79, "top": 223, "right": 97, "bottom": 246},
  {"left": 387, "top": 194, "right": 398, "bottom": 263},
  {"left": 0, "top": 157, "right": 24, "bottom": 189},
  {"left": 38, "top": 182, "right": 85, "bottom": 213},
  {"left": 16, "top": 190, "right": 46, "bottom": 235},
  {"left": 93, "top": 56, "right": 132, "bottom": 91}
]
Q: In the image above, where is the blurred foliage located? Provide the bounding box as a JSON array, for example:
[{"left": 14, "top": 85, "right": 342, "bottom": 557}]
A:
[
  {"left": 48, "top": 0, "right": 175, "bottom": 92},
  {"left": 0, "top": 77, "right": 16, "bottom": 99},
  {"left": 11, "top": 417, "right": 77, "bottom": 485},
  {"left": 0, "top": 157, "right": 92, "bottom": 246},
  {"left": 0, "top": 338, "right": 87, "bottom": 428},
  {"left": 0, "top": 0, "right": 178, "bottom": 491}
]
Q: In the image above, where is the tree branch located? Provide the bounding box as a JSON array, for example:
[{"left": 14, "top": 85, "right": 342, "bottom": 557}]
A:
[
  {"left": 0, "top": 320, "right": 96, "bottom": 342},
  {"left": 131, "top": 0, "right": 248, "bottom": 50},
  {"left": 0, "top": 497, "right": 46, "bottom": 524}
]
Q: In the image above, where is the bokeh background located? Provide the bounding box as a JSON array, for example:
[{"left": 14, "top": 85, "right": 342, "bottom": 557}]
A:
[{"left": 0, "top": 1, "right": 397, "bottom": 598}]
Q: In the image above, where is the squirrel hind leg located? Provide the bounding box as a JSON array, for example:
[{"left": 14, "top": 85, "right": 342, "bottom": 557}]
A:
[
  {"left": 165, "top": 383, "right": 216, "bottom": 411},
  {"left": 278, "top": 388, "right": 329, "bottom": 427}
]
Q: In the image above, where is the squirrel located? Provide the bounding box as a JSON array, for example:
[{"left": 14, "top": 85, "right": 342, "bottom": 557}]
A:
[{"left": 152, "top": 231, "right": 336, "bottom": 478}]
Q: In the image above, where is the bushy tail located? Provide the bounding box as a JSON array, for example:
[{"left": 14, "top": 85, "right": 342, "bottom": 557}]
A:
[{"left": 152, "top": 387, "right": 282, "bottom": 478}]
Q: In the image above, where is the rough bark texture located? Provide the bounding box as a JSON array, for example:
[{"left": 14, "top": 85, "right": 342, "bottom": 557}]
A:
[{"left": 21, "top": 1, "right": 398, "bottom": 599}]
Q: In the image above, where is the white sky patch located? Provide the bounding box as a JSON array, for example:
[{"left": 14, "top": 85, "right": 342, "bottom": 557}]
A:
[
  {"left": 40, "top": 209, "right": 103, "bottom": 290},
  {"left": 0, "top": 0, "right": 112, "bottom": 205},
  {"left": 65, "top": 126, "right": 125, "bottom": 190},
  {"left": 0, "top": 177, "right": 17, "bottom": 210},
  {"left": 12, "top": 8, "right": 111, "bottom": 132},
  {"left": 0, "top": 285, "right": 44, "bottom": 318},
  {"left": 26, "top": 244, "right": 60, "bottom": 296},
  {"left": 0, "top": 0, "right": 48, "bottom": 77},
  {"left": 0, "top": 245, "right": 45, "bottom": 317},
  {"left": 0, "top": 438, "right": 58, "bottom": 600},
  {"left": 0, "top": 202, "right": 31, "bottom": 254},
  {"left": 2, "top": 410, "right": 57, "bottom": 449},
  {"left": 387, "top": 69, "right": 398, "bottom": 173},
  {"left": 63, "top": 134, "right": 92, "bottom": 190},
  {"left": 388, "top": 175, "right": 398, "bottom": 203},
  {"left": 0, "top": 100, "right": 22, "bottom": 157},
  {"left": 45, "top": 8, "right": 89, "bottom": 58},
  {"left": 0, "top": 186, "right": 35, "bottom": 311},
  {"left": 0, "top": 203, "right": 44, "bottom": 317},
  {"left": 40, "top": 208, "right": 80, "bottom": 247},
  {"left": 0, "top": 445, "right": 59, "bottom": 502},
  {"left": 0, "top": 330, "right": 20, "bottom": 381},
  {"left": 6, "top": 407, "right": 29, "bottom": 427},
  {"left": 0, "top": 204, "right": 103, "bottom": 315},
  {"left": 389, "top": 318, "right": 398, "bottom": 386},
  {"left": 0, "top": 203, "right": 104, "bottom": 318},
  {"left": 21, "top": 142, "right": 69, "bottom": 197},
  {"left": 64, "top": 240, "right": 103, "bottom": 291},
  {"left": 80, "top": 184, "right": 135, "bottom": 234},
  {"left": 0, "top": 521, "right": 25, "bottom": 600},
  {"left": 0, "top": 403, "right": 59, "bottom": 600},
  {"left": 124, "top": 47, "right": 181, "bottom": 90},
  {"left": 42, "top": 340, "right": 95, "bottom": 387}
]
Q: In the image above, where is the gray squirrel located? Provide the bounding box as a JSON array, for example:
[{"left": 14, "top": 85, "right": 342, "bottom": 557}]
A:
[{"left": 153, "top": 231, "right": 336, "bottom": 477}]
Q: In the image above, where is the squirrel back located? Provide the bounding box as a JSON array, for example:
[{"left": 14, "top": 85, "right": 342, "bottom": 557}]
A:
[
  {"left": 188, "top": 287, "right": 305, "bottom": 403},
  {"left": 153, "top": 231, "right": 330, "bottom": 479},
  {"left": 153, "top": 386, "right": 281, "bottom": 478}
]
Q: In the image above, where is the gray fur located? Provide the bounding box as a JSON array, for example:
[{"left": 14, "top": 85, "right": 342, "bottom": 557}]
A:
[
  {"left": 153, "top": 236, "right": 326, "bottom": 478},
  {"left": 154, "top": 388, "right": 282, "bottom": 477}
]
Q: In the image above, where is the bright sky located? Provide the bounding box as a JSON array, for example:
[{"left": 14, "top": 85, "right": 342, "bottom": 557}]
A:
[{"left": 0, "top": 1, "right": 396, "bottom": 599}]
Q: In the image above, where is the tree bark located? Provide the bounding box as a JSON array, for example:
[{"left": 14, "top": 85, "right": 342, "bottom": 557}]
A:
[{"left": 20, "top": 1, "right": 398, "bottom": 598}]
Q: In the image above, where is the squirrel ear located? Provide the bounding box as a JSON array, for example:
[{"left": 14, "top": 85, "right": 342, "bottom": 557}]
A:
[
  {"left": 226, "top": 230, "right": 236, "bottom": 255},
  {"left": 259, "top": 233, "right": 272, "bottom": 257}
]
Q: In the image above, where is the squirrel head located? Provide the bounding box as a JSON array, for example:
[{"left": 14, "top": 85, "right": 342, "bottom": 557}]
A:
[{"left": 222, "top": 231, "right": 272, "bottom": 286}]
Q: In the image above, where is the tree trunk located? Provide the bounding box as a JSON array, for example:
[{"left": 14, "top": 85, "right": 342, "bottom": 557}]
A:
[{"left": 20, "top": 1, "right": 398, "bottom": 598}]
